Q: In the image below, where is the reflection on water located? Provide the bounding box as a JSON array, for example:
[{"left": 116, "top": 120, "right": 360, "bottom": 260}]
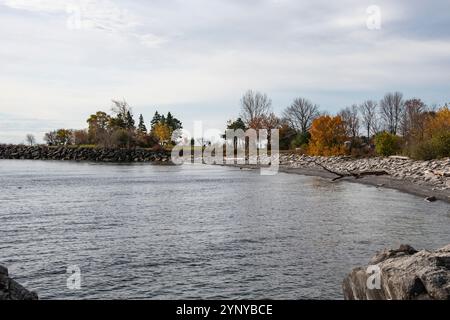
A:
[{"left": 0, "top": 160, "right": 449, "bottom": 299}]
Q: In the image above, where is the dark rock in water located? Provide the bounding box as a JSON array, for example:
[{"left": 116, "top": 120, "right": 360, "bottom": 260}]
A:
[
  {"left": 343, "top": 244, "right": 450, "bottom": 300},
  {"left": 0, "top": 265, "right": 38, "bottom": 300},
  {"left": 425, "top": 196, "right": 437, "bottom": 202}
]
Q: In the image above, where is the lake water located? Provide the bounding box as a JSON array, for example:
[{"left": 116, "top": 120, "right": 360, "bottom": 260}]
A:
[{"left": 0, "top": 160, "right": 449, "bottom": 299}]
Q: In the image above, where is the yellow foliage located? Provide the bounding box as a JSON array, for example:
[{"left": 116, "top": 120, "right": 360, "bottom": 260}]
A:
[
  {"left": 425, "top": 106, "right": 450, "bottom": 138},
  {"left": 153, "top": 123, "right": 172, "bottom": 145},
  {"left": 308, "top": 115, "right": 348, "bottom": 156}
]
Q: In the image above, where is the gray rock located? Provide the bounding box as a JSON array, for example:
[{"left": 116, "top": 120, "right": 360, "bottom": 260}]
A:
[
  {"left": 0, "top": 265, "right": 38, "bottom": 300},
  {"left": 343, "top": 244, "right": 450, "bottom": 300}
]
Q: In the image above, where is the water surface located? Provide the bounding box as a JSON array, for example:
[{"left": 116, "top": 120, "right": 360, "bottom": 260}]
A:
[{"left": 0, "top": 160, "right": 449, "bottom": 299}]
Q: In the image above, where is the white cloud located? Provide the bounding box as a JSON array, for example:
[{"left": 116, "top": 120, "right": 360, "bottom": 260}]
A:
[
  {"left": 1, "top": 0, "right": 166, "bottom": 46},
  {"left": 1, "top": 0, "right": 450, "bottom": 143}
]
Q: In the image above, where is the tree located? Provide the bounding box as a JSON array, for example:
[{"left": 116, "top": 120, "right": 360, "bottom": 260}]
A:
[
  {"left": 410, "top": 106, "right": 450, "bottom": 160},
  {"left": 283, "top": 98, "right": 320, "bottom": 134},
  {"left": 339, "top": 105, "right": 360, "bottom": 140},
  {"left": 125, "top": 110, "right": 135, "bottom": 130},
  {"left": 374, "top": 132, "right": 401, "bottom": 156},
  {"left": 380, "top": 92, "right": 404, "bottom": 135},
  {"left": 424, "top": 105, "right": 450, "bottom": 138},
  {"left": 87, "top": 111, "right": 111, "bottom": 146},
  {"left": 153, "top": 123, "right": 172, "bottom": 146},
  {"left": 240, "top": 90, "right": 272, "bottom": 126},
  {"left": 308, "top": 115, "right": 347, "bottom": 156},
  {"left": 151, "top": 111, "right": 162, "bottom": 128},
  {"left": 26, "top": 134, "right": 36, "bottom": 146},
  {"left": 73, "top": 130, "right": 89, "bottom": 145},
  {"left": 137, "top": 114, "right": 147, "bottom": 134},
  {"left": 359, "top": 100, "right": 378, "bottom": 140},
  {"left": 248, "top": 113, "right": 280, "bottom": 130},
  {"left": 165, "top": 112, "right": 183, "bottom": 131},
  {"left": 44, "top": 129, "right": 73, "bottom": 146},
  {"left": 401, "top": 99, "right": 427, "bottom": 139},
  {"left": 111, "top": 99, "right": 132, "bottom": 130},
  {"left": 226, "top": 118, "right": 246, "bottom": 131},
  {"left": 56, "top": 129, "right": 73, "bottom": 145}
]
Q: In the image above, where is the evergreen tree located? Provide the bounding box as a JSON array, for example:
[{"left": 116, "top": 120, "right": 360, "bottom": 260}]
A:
[
  {"left": 138, "top": 114, "right": 147, "bottom": 134},
  {"left": 166, "top": 112, "right": 183, "bottom": 131},
  {"left": 151, "top": 111, "right": 162, "bottom": 128},
  {"left": 125, "top": 111, "right": 135, "bottom": 130}
]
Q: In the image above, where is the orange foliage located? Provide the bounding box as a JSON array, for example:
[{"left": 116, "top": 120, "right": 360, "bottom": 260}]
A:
[
  {"left": 425, "top": 106, "right": 450, "bottom": 138},
  {"left": 308, "top": 115, "right": 348, "bottom": 156}
]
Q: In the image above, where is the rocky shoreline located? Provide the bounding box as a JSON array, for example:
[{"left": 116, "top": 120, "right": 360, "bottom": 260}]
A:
[
  {"left": 1, "top": 145, "right": 449, "bottom": 202},
  {"left": 0, "top": 144, "right": 171, "bottom": 163},
  {"left": 343, "top": 244, "right": 450, "bottom": 300},
  {"left": 0, "top": 265, "right": 38, "bottom": 300},
  {"left": 280, "top": 154, "right": 450, "bottom": 203}
]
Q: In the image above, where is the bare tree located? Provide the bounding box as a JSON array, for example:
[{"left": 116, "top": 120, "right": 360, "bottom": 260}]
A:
[
  {"left": 380, "top": 92, "right": 404, "bottom": 135},
  {"left": 240, "top": 90, "right": 272, "bottom": 126},
  {"left": 111, "top": 99, "right": 131, "bottom": 117},
  {"left": 26, "top": 134, "right": 36, "bottom": 146},
  {"left": 282, "top": 97, "right": 320, "bottom": 134},
  {"left": 339, "top": 105, "right": 360, "bottom": 139},
  {"left": 359, "top": 100, "right": 378, "bottom": 140},
  {"left": 401, "top": 98, "right": 427, "bottom": 140}
]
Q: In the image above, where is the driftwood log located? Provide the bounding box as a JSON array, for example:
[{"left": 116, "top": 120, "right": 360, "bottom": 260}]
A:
[{"left": 309, "top": 159, "right": 390, "bottom": 182}]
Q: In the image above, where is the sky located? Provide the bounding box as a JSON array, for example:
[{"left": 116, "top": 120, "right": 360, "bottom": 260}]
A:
[{"left": 1, "top": 0, "right": 450, "bottom": 143}]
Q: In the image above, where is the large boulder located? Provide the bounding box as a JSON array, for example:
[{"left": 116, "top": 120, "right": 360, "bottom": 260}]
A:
[
  {"left": 0, "top": 265, "right": 38, "bottom": 300},
  {"left": 343, "top": 244, "right": 450, "bottom": 300}
]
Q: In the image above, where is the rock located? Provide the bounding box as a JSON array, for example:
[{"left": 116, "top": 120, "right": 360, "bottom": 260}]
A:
[
  {"left": 0, "top": 145, "right": 171, "bottom": 163},
  {"left": 0, "top": 265, "right": 38, "bottom": 300},
  {"left": 343, "top": 244, "right": 450, "bottom": 300}
]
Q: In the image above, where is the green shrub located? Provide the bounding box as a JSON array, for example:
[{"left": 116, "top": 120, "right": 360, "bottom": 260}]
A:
[
  {"left": 290, "top": 132, "right": 311, "bottom": 149},
  {"left": 374, "top": 132, "right": 401, "bottom": 156},
  {"left": 411, "top": 131, "right": 450, "bottom": 160}
]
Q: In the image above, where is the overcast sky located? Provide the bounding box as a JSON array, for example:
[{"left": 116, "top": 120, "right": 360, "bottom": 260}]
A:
[{"left": 1, "top": 0, "right": 449, "bottom": 143}]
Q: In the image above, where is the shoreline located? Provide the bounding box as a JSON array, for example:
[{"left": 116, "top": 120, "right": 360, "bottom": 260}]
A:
[
  {"left": 222, "top": 163, "right": 450, "bottom": 204},
  {"left": 279, "top": 166, "right": 450, "bottom": 204}
]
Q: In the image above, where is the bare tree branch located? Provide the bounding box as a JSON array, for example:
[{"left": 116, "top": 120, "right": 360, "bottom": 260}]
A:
[{"left": 306, "top": 158, "right": 390, "bottom": 181}]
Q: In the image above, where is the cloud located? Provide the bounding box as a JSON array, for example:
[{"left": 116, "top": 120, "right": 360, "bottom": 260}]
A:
[
  {"left": 0, "top": 0, "right": 450, "bottom": 143},
  {"left": 0, "top": 0, "right": 166, "bottom": 47}
]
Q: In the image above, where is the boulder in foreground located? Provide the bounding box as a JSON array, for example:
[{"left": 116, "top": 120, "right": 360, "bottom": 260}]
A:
[
  {"left": 0, "top": 265, "right": 38, "bottom": 300},
  {"left": 343, "top": 244, "right": 450, "bottom": 300}
]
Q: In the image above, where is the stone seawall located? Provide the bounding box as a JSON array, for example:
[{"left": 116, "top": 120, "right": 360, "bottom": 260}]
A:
[{"left": 0, "top": 145, "right": 171, "bottom": 163}]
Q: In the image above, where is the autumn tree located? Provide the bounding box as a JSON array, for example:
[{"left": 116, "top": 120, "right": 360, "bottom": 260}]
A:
[
  {"left": 87, "top": 111, "right": 111, "bottom": 146},
  {"left": 308, "top": 115, "right": 348, "bottom": 156},
  {"left": 73, "top": 130, "right": 89, "bottom": 145},
  {"left": 283, "top": 98, "right": 320, "bottom": 134},
  {"left": 44, "top": 129, "right": 73, "bottom": 146},
  {"left": 153, "top": 123, "right": 172, "bottom": 146}
]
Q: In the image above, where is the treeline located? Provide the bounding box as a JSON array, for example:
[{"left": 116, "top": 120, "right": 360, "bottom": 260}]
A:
[
  {"left": 227, "top": 90, "right": 450, "bottom": 160},
  {"left": 43, "top": 100, "right": 182, "bottom": 149}
]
